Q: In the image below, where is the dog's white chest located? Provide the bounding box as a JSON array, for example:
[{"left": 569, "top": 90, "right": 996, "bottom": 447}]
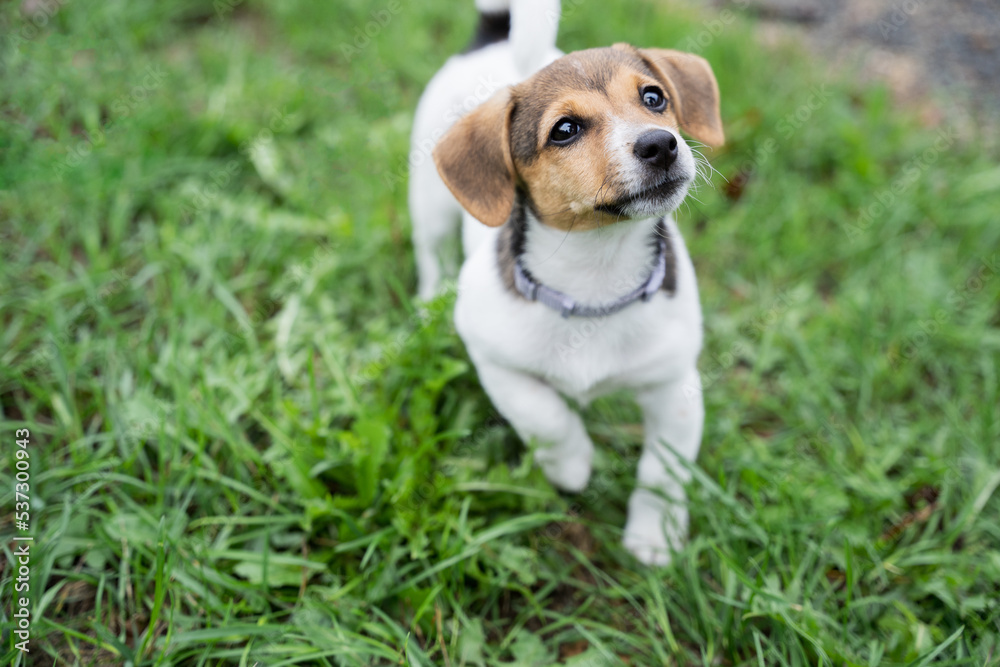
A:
[
  {"left": 454, "top": 234, "right": 703, "bottom": 403},
  {"left": 535, "top": 303, "right": 700, "bottom": 399}
]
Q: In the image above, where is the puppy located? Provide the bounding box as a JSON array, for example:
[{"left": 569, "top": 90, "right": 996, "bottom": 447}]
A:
[{"left": 413, "top": 5, "right": 724, "bottom": 565}]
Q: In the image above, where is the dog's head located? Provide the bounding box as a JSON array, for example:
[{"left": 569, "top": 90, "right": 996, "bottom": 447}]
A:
[{"left": 433, "top": 45, "right": 724, "bottom": 230}]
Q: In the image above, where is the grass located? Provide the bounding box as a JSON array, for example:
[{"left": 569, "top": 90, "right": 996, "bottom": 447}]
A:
[{"left": 1, "top": 0, "right": 999, "bottom": 664}]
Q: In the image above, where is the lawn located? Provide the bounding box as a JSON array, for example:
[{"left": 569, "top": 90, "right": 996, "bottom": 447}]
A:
[{"left": 1, "top": 0, "right": 999, "bottom": 664}]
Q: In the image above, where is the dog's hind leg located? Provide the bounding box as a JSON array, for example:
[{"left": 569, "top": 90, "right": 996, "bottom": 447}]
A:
[
  {"left": 410, "top": 165, "right": 462, "bottom": 301},
  {"left": 626, "top": 367, "right": 705, "bottom": 566},
  {"left": 472, "top": 358, "right": 594, "bottom": 492}
]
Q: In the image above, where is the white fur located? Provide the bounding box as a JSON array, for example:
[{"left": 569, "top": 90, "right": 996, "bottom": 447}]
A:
[
  {"left": 511, "top": 0, "right": 561, "bottom": 77},
  {"left": 474, "top": 0, "right": 510, "bottom": 13},
  {"left": 410, "top": 1, "right": 707, "bottom": 566}
]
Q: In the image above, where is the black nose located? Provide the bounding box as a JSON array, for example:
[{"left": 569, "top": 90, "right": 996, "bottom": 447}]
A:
[{"left": 633, "top": 130, "right": 679, "bottom": 170}]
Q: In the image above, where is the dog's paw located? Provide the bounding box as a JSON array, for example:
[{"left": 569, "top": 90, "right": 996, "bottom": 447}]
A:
[
  {"left": 622, "top": 532, "right": 673, "bottom": 567},
  {"left": 622, "top": 502, "right": 687, "bottom": 566},
  {"left": 539, "top": 455, "right": 592, "bottom": 493}
]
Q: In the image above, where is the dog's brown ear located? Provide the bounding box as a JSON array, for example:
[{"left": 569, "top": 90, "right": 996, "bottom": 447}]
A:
[
  {"left": 433, "top": 88, "right": 516, "bottom": 227},
  {"left": 633, "top": 47, "right": 725, "bottom": 148}
]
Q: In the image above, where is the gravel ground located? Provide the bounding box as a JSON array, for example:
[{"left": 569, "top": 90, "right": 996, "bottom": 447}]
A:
[{"left": 716, "top": 0, "right": 1000, "bottom": 124}]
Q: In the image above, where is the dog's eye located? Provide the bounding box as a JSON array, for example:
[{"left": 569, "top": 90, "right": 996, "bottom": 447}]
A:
[
  {"left": 642, "top": 87, "right": 667, "bottom": 112},
  {"left": 549, "top": 118, "right": 581, "bottom": 145}
]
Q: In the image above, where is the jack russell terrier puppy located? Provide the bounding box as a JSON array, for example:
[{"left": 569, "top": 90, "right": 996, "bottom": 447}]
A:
[{"left": 410, "top": 0, "right": 724, "bottom": 565}]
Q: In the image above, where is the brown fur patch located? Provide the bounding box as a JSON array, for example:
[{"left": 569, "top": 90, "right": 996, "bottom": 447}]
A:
[
  {"left": 657, "top": 221, "right": 678, "bottom": 295},
  {"left": 495, "top": 196, "right": 527, "bottom": 293},
  {"left": 433, "top": 89, "right": 516, "bottom": 227}
]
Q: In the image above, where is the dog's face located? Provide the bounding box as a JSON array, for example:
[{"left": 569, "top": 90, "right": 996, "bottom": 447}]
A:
[{"left": 434, "top": 45, "right": 725, "bottom": 230}]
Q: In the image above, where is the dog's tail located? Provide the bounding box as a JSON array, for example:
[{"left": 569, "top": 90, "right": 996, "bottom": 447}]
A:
[{"left": 472, "top": 0, "right": 560, "bottom": 77}]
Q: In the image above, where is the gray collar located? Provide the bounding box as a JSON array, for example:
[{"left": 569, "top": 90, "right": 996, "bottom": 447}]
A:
[{"left": 512, "top": 219, "right": 670, "bottom": 318}]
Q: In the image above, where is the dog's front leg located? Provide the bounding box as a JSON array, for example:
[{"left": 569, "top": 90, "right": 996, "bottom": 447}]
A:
[
  {"left": 473, "top": 360, "right": 594, "bottom": 492},
  {"left": 626, "top": 367, "right": 705, "bottom": 565}
]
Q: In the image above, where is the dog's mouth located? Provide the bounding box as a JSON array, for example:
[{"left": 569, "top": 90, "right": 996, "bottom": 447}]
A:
[{"left": 594, "top": 176, "right": 688, "bottom": 218}]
